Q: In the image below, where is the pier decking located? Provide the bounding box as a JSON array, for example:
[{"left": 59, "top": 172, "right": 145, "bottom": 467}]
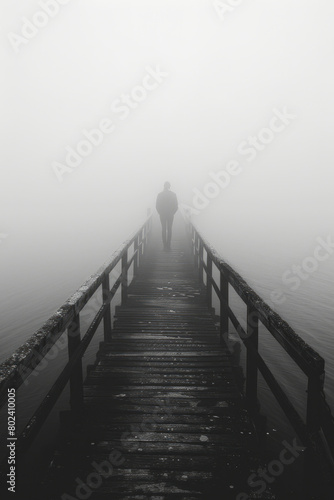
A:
[
  {"left": 1, "top": 215, "right": 334, "bottom": 500},
  {"left": 44, "top": 231, "right": 271, "bottom": 499}
]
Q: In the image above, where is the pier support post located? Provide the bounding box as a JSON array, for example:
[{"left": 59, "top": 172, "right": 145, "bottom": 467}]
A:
[
  {"left": 140, "top": 228, "right": 145, "bottom": 264},
  {"left": 306, "top": 375, "right": 323, "bottom": 434},
  {"left": 194, "top": 233, "right": 199, "bottom": 269},
  {"left": 67, "top": 314, "right": 84, "bottom": 411},
  {"left": 134, "top": 235, "right": 139, "bottom": 276},
  {"left": 191, "top": 227, "right": 195, "bottom": 260},
  {"left": 198, "top": 241, "right": 204, "bottom": 285},
  {"left": 206, "top": 255, "right": 212, "bottom": 308},
  {"left": 102, "top": 274, "right": 112, "bottom": 340},
  {"left": 220, "top": 268, "right": 229, "bottom": 344},
  {"left": 121, "top": 250, "right": 128, "bottom": 305},
  {"left": 246, "top": 305, "right": 259, "bottom": 412}
]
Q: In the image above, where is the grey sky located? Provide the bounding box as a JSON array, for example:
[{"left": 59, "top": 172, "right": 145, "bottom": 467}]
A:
[{"left": 1, "top": 0, "right": 334, "bottom": 269}]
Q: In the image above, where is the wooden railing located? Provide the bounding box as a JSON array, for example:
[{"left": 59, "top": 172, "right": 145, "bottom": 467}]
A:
[
  {"left": 0, "top": 215, "right": 152, "bottom": 455},
  {"left": 188, "top": 218, "right": 334, "bottom": 485}
]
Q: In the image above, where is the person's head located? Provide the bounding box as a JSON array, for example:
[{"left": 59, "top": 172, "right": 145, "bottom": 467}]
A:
[{"left": 164, "top": 181, "right": 171, "bottom": 190}]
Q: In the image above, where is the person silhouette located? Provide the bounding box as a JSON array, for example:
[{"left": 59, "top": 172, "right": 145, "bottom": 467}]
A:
[{"left": 156, "top": 182, "right": 178, "bottom": 250}]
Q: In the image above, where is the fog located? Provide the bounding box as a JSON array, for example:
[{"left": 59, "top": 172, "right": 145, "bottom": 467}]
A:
[{"left": 1, "top": 0, "right": 334, "bottom": 349}]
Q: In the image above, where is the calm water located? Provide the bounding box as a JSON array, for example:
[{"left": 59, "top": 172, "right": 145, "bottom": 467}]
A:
[{"left": 205, "top": 223, "right": 334, "bottom": 414}]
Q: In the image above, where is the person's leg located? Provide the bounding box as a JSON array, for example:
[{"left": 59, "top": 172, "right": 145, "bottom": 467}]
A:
[
  {"left": 160, "top": 216, "right": 167, "bottom": 248},
  {"left": 166, "top": 215, "right": 174, "bottom": 248}
]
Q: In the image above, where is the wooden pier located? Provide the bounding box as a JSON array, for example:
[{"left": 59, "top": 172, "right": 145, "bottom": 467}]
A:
[
  {"left": 0, "top": 215, "right": 334, "bottom": 499},
  {"left": 43, "top": 230, "right": 271, "bottom": 499}
]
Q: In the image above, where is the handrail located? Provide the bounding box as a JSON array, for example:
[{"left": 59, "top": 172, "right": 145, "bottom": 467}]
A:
[
  {"left": 186, "top": 216, "right": 334, "bottom": 486},
  {"left": 0, "top": 215, "right": 152, "bottom": 454}
]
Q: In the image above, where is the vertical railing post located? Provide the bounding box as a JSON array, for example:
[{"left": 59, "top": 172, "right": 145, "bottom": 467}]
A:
[
  {"left": 194, "top": 233, "right": 199, "bottom": 268},
  {"left": 139, "top": 230, "right": 144, "bottom": 266},
  {"left": 145, "top": 210, "right": 151, "bottom": 256},
  {"left": 246, "top": 305, "right": 259, "bottom": 412},
  {"left": 220, "top": 267, "right": 229, "bottom": 344},
  {"left": 306, "top": 374, "right": 323, "bottom": 435},
  {"left": 67, "top": 314, "right": 83, "bottom": 411},
  {"left": 206, "top": 254, "right": 212, "bottom": 308},
  {"left": 194, "top": 229, "right": 198, "bottom": 262},
  {"left": 102, "top": 274, "right": 112, "bottom": 341},
  {"left": 142, "top": 226, "right": 146, "bottom": 255},
  {"left": 190, "top": 227, "right": 194, "bottom": 260},
  {"left": 134, "top": 235, "right": 139, "bottom": 276},
  {"left": 199, "top": 241, "right": 204, "bottom": 285},
  {"left": 304, "top": 374, "right": 324, "bottom": 498},
  {"left": 121, "top": 250, "right": 128, "bottom": 305},
  {"left": 144, "top": 222, "right": 148, "bottom": 253}
]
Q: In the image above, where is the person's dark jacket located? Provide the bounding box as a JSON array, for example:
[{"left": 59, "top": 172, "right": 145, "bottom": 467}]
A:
[{"left": 156, "top": 190, "right": 178, "bottom": 217}]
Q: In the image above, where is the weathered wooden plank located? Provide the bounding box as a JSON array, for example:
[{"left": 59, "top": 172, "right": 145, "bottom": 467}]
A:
[
  {"left": 94, "top": 362, "right": 233, "bottom": 370},
  {"left": 92, "top": 362, "right": 233, "bottom": 370},
  {"left": 83, "top": 388, "right": 240, "bottom": 399},
  {"left": 80, "top": 401, "right": 243, "bottom": 414},
  {"left": 61, "top": 420, "right": 253, "bottom": 436}
]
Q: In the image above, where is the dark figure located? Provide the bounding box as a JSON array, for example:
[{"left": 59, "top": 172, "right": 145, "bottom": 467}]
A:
[{"left": 156, "top": 182, "right": 178, "bottom": 250}]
